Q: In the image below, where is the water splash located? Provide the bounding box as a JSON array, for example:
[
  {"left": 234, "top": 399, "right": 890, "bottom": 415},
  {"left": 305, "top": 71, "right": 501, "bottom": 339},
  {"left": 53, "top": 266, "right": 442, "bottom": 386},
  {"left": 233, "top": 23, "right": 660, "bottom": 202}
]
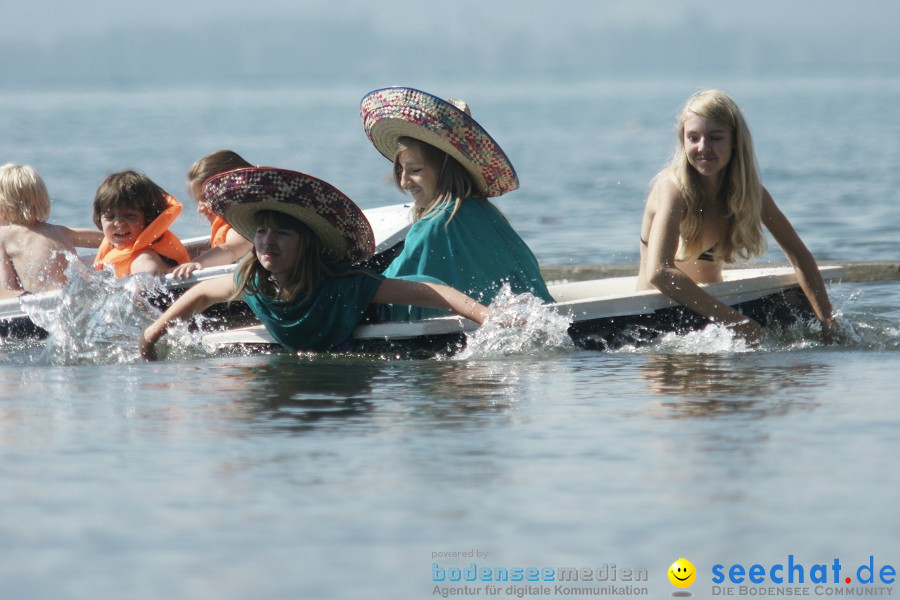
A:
[
  {"left": 825, "top": 285, "right": 899, "bottom": 351},
  {"left": 614, "top": 322, "right": 758, "bottom": 355},
  {"left": 457, "top": 283, "right": 574, "bottom": 359},
  {"left": 20, "top": 258, "right": 172, "bottom": 365},
  {"left": 609, "top": 291, "right": 897, "bottom": 355}
]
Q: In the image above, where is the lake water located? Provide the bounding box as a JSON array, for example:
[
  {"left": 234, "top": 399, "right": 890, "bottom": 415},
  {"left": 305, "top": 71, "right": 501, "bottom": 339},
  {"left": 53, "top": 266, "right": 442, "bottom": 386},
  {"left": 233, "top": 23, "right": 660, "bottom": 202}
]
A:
[{"left": 1, "top": 72, "right": 898, "bottom": 600}]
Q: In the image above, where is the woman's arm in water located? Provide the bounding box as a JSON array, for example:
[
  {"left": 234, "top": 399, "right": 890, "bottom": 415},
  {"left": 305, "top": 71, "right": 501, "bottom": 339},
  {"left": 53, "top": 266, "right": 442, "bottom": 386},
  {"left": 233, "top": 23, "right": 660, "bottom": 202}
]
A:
[{"left": 760, "top": 188, "right": 837, "bottom": 342}]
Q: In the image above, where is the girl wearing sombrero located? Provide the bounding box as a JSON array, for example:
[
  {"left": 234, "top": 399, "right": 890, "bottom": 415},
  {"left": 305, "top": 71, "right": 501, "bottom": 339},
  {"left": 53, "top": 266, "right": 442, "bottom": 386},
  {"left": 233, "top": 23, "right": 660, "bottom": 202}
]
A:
[
  {"left": 360, "top": 87, "right": 553, "bottom": 320},
  {"left": 139, "top": 168, "right": 491, "bottom": 358}
]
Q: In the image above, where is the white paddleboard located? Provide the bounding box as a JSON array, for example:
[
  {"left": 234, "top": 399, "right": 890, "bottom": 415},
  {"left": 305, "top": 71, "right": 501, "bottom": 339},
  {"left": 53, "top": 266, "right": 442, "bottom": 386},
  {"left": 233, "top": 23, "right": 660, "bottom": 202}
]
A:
[{"left": 202, "top": 265, "right": 845, "bottom": 348}]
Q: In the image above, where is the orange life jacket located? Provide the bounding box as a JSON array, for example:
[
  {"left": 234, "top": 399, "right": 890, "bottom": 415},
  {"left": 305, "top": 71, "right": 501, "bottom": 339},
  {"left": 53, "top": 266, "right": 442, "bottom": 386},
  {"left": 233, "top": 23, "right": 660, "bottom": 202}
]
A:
[
  {"left": 94, "top": 195, "right": 190, "bottom": 278},
  {"left": 209, "top": 215, "right": 233, "bottom": 249}
]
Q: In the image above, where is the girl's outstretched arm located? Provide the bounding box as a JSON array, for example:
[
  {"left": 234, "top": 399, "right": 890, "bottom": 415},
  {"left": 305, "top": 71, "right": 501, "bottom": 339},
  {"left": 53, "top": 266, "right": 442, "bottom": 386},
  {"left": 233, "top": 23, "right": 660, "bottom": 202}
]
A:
[
  {"left": 140, "top": 275, "right": 237, "bottom": 360},
  {"left": 760, "top": 189, "right": 837, "bottom": 341},
  {"left": 373, "top": 278, "right": 490, "bottom": 324}
]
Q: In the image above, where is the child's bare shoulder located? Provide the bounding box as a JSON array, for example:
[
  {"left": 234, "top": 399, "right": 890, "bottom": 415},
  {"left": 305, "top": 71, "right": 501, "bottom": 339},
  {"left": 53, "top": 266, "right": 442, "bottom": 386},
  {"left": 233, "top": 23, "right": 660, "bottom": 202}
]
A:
[
  {"left": 3, "top": 223, "right": 76, "bottom": 254},
  {"left": 0, "top": 224, "right": 28, "bottom": 246}
]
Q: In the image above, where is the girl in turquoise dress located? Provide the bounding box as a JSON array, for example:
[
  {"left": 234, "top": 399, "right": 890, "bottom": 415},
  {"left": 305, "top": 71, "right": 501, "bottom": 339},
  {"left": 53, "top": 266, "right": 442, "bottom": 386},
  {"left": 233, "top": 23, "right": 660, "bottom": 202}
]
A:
[
  {"left": 360, "top": 87, "right": 553, "bottom": 320},
  {"left": 139, "top": 167, "right": 491, "bottom": 358}
]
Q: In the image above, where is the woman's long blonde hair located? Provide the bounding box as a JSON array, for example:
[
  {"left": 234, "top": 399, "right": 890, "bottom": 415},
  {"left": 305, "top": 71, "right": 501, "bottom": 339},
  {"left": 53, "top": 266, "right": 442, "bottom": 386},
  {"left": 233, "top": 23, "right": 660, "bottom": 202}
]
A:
[
  {"left": 392, "top": 137, "right": 482, "bottom": 222},
  {"left": 670, "top": 89, "right": 766, "bottom": 263},
  {"left": 232, "top": 211, "right": 335, "bottom": 303}
]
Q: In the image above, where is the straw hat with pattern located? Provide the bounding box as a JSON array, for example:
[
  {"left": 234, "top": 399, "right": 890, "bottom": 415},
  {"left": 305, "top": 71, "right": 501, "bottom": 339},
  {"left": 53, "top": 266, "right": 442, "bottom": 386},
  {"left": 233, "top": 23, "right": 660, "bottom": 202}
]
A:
[
  {"left": 360, "top": 87, "right": 519, "bottom": 198},
  {"left": 203, "top": 167, "right": 375, "bottom": 265}
]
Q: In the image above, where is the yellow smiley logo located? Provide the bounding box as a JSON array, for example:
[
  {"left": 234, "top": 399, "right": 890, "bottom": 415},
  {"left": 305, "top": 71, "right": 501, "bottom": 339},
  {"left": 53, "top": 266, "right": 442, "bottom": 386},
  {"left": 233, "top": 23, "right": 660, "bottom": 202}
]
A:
[{"left": 668, "top": 558, "right": 697, "bottom": 588}]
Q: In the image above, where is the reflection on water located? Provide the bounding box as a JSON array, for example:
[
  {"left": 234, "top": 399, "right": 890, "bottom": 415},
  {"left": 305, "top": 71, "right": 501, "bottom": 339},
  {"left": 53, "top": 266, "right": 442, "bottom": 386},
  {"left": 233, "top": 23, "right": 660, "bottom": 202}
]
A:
[
  {"left": 383, "top": 359, "right": 527, "bottom": 425},
  {"left": 208, "top": 354, "right": 379, "bottom": 434},
  {"left": 640, "top": 353, "right": 830, "bottom": 418},
  {"left": 173, "top": 354, "right": 537, "bottom": 435}
]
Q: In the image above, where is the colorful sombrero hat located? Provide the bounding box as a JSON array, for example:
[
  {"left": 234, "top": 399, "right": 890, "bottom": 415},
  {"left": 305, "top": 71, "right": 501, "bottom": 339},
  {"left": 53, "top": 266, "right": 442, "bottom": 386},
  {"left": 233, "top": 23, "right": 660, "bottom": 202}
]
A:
[
  {"left": 203, "top": 167, "right": 375, "bottom": 264},
  {"left": 360, "top": 87, "right": 519, "bottom": 198}
]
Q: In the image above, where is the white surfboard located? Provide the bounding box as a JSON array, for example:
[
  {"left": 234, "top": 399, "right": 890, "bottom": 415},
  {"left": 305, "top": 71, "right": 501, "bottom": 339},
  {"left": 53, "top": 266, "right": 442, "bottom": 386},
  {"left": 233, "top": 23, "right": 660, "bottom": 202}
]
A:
[{"left": 202, "top": 265, "right": 845, "bottom": 350}]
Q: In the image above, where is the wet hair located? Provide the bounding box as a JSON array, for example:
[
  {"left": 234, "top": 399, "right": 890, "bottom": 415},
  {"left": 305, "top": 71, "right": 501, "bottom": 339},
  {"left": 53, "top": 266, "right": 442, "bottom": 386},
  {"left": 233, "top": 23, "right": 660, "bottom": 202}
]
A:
[
  {"left": 392, "top": 137, "right": 481, "bottom": 222},
  {"left": 669, "top": 89, "right": 766, "bottom": 262},
  {"left": 187, "top": 150, "right": 253, "bottom": 202},
  {"left": 0, "top": 163, "right": 51, "bottom": 225},
  {"left": 92, "top": 170, "right": 170, "bottom": 228}
]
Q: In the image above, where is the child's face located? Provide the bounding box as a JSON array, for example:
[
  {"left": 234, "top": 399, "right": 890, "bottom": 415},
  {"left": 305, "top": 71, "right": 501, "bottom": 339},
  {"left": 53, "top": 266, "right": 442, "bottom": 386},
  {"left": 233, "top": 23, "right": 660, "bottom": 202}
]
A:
[
  {"left": 100, "top": 208, "right": 147, "bottom": 249},
  {"left": 254, "top": 221, "right": 301, "bottom": 282},
  {"left": 682, "top": 114, "right": 734, "bottom": 178},
  {"left": 397, "top": 145, "right": 438, "bottom": 207}
]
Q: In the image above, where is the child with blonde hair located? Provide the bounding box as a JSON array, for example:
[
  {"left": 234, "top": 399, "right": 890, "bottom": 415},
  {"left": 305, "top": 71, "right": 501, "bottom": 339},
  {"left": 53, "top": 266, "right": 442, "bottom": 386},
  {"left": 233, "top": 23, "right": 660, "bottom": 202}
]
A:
[
  {"left": 170, "top": 149, "right": 254, "bottom": 279},
  {"left": 0, "top": 163, "right": 103, "bottom": 298},
  {"left": 636, "top": 89, "right": 836, "bottom": 342}
]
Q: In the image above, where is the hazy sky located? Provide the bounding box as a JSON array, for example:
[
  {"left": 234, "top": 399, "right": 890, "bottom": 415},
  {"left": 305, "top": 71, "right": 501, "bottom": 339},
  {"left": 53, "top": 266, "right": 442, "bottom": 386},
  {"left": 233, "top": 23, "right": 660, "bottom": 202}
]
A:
[
  {"left": 7, "top": 0, "right": 899, "bottom": 41},
  {"left": 4, "top": 0, "right": 899, "bottom": 83}
]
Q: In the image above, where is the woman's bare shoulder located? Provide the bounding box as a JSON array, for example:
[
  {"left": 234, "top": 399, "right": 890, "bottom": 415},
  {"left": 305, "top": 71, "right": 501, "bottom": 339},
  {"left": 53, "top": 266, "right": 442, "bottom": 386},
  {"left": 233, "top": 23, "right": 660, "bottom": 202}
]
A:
[{"left": 647, "top": 171, "right": 686, "bottom": 213}]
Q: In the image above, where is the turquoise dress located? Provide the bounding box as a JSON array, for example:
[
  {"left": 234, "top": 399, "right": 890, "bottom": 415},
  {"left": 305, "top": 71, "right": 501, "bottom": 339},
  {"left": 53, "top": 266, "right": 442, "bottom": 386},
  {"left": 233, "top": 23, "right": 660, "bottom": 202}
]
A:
[
  {"left": 381, "top": 198, "right": 552, "bottom": 320},
  {"left": 240, "top": 270, "right": 384, "bottom": 352}
]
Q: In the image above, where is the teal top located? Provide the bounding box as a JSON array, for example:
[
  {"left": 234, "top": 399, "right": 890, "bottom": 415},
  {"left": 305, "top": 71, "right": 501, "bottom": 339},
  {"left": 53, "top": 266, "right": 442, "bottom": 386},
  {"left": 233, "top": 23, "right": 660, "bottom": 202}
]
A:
[
  {"left": 240, "top": 269, "right": 385, "bottom": 352},
  {"left": 380, "top": 198, "right": 552, "bottom": 320}
]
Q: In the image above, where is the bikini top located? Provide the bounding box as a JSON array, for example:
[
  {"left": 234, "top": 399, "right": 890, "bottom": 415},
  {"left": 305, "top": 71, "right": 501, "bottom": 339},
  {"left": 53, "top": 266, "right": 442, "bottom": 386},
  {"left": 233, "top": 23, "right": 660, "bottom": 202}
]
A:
[{"left": 640, "top": 237, "right": 716, "bottom": 262}]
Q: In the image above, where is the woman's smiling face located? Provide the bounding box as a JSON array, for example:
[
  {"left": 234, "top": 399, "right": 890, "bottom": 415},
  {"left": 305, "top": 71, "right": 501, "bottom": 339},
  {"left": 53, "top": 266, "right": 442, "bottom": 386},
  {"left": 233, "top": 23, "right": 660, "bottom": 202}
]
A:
[
  {"left": 682, "top": 113, "right": 734, "bottom": 178},
  {"left": 396, "top": 144, "right": 439, "bottom": 207}
]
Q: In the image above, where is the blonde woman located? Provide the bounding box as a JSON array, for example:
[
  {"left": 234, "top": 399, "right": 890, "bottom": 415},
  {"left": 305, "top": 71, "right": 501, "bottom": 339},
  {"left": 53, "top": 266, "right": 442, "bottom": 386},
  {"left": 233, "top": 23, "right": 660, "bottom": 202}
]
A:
[{"left": 636, "top": 89, "right": 836, "bottom": 342}]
